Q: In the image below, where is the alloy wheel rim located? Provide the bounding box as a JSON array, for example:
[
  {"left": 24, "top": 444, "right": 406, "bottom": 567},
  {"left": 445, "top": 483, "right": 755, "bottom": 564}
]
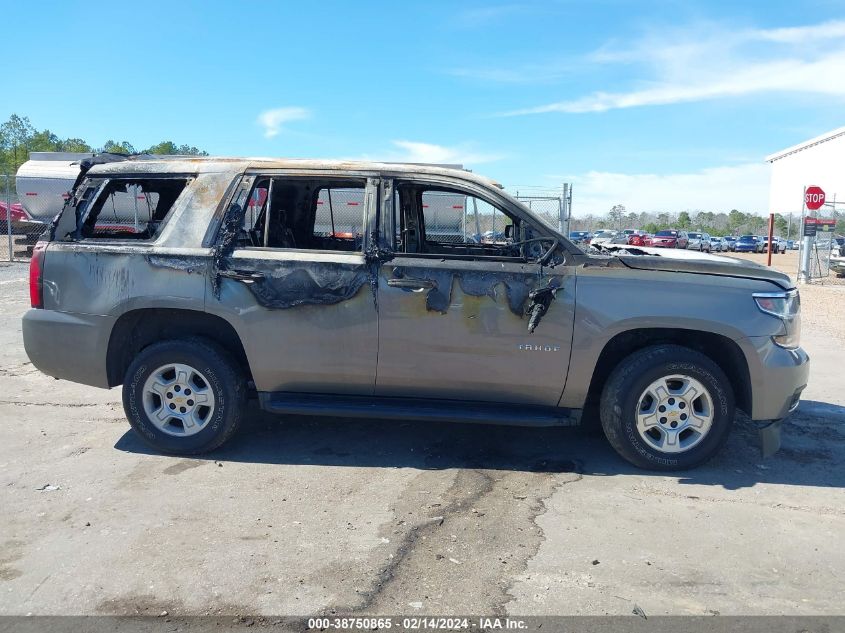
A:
[
  {"left": 142, "top": 363, "right": 215, "bottom": 437},
  {"left": 635, "top": 374, "right": 714, "bottom": 454}
]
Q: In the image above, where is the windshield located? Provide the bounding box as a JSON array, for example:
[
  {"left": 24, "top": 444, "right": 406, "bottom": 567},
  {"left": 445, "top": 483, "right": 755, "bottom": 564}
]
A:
[
  {"left": 688, "top": 232, "right": 701, "bottom": 238},
  {"left": 739, "top": 235, "right": 756, "bottom": 242},
  {"left": 655, "top": 230, "right": 678, "bottom": 236}
]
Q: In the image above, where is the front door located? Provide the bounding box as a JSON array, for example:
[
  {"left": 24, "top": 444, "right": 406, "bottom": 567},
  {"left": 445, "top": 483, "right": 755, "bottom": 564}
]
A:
[{"left": 375, "top": 178, "right": 574, "bottom": 406}]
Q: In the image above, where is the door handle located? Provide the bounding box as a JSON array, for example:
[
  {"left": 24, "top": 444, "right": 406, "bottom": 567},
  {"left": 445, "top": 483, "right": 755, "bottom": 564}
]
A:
[
  {"left": 219, "top": 268, "right": 266, "bottom": 284},
  {"left": 387, "top": 277, "right": 435, "bottom": 290}
]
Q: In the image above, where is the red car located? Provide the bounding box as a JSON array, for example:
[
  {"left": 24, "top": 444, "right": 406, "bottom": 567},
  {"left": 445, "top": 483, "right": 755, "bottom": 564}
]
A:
[
  {"left": 0, "top": 200, "right": 45, "bottom": 237},
  {"left": 650, "top": 229, "right": 689, "bottom": 249},
  {"left": 627, "top": 231, "right": 649, "bottom": 247}
]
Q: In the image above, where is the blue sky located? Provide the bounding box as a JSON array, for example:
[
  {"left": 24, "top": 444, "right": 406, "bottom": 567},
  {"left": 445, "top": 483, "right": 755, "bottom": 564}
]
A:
[{"left": 4, "top": 0, "right": 845, "bottom": 215}]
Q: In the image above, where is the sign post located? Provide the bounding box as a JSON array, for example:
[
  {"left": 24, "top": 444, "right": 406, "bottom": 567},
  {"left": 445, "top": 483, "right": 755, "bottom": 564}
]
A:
[
  {"left": 799, "top": 185, "right": 825, "bottom": 283},
  {"left": 766, "top": 213, "right": 775, "bottom": 267}
]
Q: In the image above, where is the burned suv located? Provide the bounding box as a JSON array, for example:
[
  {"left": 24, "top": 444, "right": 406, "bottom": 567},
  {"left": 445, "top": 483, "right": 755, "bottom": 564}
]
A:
[{"left": 22, "top": 156, "right": 808, "bottom": 470}]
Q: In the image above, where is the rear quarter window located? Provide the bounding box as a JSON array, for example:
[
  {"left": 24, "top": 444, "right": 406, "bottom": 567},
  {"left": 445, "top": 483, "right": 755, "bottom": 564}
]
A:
[{"left": 68, "top": 177, "right": 189, "bottom": 241}]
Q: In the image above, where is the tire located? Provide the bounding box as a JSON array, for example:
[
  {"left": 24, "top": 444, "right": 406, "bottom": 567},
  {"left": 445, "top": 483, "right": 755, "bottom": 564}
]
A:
[
  {"left": 599, "top": 344, "right": 734, "bottom": 470},
  {"left": 122, "top": 338, "right": 247, "bottom": 455}
]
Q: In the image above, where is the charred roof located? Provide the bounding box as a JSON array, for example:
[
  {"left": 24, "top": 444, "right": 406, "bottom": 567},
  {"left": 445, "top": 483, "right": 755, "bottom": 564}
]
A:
[{"left": 85, "top": 156, "right": 505, "bottom": 189}]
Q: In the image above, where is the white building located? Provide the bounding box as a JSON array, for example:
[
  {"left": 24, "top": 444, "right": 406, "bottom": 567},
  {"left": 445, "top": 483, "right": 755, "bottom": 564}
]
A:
[{"left": 766, "top": 126, "right": 845, "bottom": 214}]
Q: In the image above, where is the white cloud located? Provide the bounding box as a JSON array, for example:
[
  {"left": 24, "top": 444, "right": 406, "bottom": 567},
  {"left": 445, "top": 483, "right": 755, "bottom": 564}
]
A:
[
  {"left": 501, "top": 19, "right": 845, "bottom": 115},
  {"left": 256, "top": 107, "right": 310, "bottom": 138},
  {"left": 557, "top": 162, "right": 770, "bottom": 215},
  {"left": 754, "top": 20, "right": 845, "bottom": 43},
  {"left": 387, "top": 140, "right": 505, "bottom": 166}
]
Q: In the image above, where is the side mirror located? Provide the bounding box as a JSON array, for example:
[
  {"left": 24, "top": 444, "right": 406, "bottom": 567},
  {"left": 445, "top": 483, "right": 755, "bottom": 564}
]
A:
[{"left": 505, "top": 224, "right": 514, "bottom": 240}]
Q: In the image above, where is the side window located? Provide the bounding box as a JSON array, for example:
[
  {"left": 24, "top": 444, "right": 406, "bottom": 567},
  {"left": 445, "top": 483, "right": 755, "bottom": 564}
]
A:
[
  {"left": 421, "top": 191, "right": 514, "bottom": 246},
  {"left": 393, "top": 183, "right": 520, "bottom": 259},
  {"left": 75, "top": 177, "right": 188, "bottom": 240},
  {"left": 314, "top": 187, "right": 364, "bottom": 240},
  {"left": 232, "top": 177, "right": 366, "bottom": 253}
]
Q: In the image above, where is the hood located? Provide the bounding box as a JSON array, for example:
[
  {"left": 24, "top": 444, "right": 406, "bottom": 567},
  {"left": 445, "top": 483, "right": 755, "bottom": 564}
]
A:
[{"left": 596, "top": 245, "right": 794, "bottom": 290}]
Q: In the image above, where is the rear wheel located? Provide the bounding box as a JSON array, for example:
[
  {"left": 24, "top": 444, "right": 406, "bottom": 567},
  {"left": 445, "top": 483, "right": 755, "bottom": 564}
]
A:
[
  {"left": 599, "top": 345, "right": 734, "bottom": 470},
  {"left": 122, "top": 338, "right": 247, "bottom": 454}
]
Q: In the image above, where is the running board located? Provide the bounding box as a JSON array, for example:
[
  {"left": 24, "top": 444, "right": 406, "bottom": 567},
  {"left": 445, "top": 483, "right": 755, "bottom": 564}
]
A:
[{"left": 259, "top": 392, "right": 580, "bottom": 428}]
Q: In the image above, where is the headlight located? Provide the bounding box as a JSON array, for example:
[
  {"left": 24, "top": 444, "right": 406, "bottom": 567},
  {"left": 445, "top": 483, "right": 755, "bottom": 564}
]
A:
[{"left": 753, "top": 290, "right": 801, "bottom": 349}]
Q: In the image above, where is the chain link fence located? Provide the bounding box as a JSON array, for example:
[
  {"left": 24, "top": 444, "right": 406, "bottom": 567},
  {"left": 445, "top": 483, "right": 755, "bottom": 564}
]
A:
[
  {"left": 798, "top": 201, "right": 843, "bottom": 281},
  {"left": 2, "top": 172, "right": 54, "bottom": 261},
  {"left": 514, "top": 195, "right": 564, "bottom": 232}
]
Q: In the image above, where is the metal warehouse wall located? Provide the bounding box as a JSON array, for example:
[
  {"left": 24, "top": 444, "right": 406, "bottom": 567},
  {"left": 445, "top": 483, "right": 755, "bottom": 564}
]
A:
[{"left": 768, "top": 130, "right": 845, "bottom": 215}]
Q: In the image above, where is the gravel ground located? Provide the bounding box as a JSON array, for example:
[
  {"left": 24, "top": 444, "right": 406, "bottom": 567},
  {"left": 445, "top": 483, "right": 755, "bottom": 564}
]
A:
[{"left": 0, "top": 260, "right": 843, "bottom": 618}]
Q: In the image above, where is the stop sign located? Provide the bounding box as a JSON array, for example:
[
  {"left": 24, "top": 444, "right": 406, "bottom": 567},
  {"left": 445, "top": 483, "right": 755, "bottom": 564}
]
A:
[{"left": 805, "top": 185, "right": 826, "bottom": 210}]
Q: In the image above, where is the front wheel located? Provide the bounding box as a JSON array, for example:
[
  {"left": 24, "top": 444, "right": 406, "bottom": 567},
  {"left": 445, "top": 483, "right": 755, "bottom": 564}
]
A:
[
  {"left": 599, "top": 345, "right": 734, "bottom": 470},
  {"left": 122, "top": 338, "right": 247, "bottom": 455}
]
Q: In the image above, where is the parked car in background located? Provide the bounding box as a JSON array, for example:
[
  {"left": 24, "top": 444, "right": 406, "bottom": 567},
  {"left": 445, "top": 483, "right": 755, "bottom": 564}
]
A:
[
  {"left": 590, "top": 230, "right": 618, "bottom": 246},
  {"left": 614, "top": 229, "right": 638, "bottom": 243},
  {"left": 569, "top": 231, "right": 592, "bottom": 245},
  {"left": 650, "top": 229, "right": 689, "bottom": 249},
  {"left": 710, "top": 237, "right": 723, "bottom": 252},
  {"left": 0, "top": 200, "right": 46, "bottom": 238},
  {"left": 762, "top": 235, "right": 787, "bottom": 254},
  {"left": 735, "top": 235, "right": 762, "bottom": 253},
  {"left": 627, "top": 232, "right": 649, "bottom": 247},
  {"left": 722, "top": 236, "right": 737, "bottom": 252},
  {"left": 831, "top": 247, "right": 845, "bottom": 277},
  {"left": 687, "top": 232, "right": 712, "bottom": 252},
  {"left": 786, "top": 240, "right": 794, "bottom": 250},
  {"left": 830, "top": 237, "right": 845, "bottom": 276},
  {"left": 610, "top": 230, "right": 635, "bottom": 244}
]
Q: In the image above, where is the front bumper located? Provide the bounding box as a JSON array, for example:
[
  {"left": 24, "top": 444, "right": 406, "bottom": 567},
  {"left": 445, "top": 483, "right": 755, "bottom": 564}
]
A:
[
  {"left": 738, "top": 336, "right": 809, "bottom": 458},
  {"left": 740, "top": 335, "right": 809, "bottom": 421},
  {"left": 830, "top": 258, "right": 845, "bottom": 274}
]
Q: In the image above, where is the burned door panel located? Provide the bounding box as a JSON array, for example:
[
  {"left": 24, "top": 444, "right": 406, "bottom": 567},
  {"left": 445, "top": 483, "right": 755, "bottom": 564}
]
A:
[
  {"left": 209, "top": 251, "right": 378, "bottom": 394},
  {"left": 375, "top": 256, "right": 575, "bottom": 406},
  {"left": 205, "top": 175, "right": 379, "bottom": 395},
  {"left": 42, "top": 245, "right": 209, "bottom": 316}
]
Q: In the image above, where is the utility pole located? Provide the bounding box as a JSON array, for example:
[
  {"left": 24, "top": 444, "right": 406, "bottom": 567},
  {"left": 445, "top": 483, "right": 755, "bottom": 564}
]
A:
[
  {"left": 559, "top": 183, "right": 573, "bottom": 235},
  {"left": 560, "top": 183, "right": 568, "bottom": 234}
]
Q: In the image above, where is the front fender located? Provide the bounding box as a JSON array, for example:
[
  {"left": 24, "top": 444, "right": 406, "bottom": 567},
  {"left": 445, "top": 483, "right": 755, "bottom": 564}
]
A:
[{"left": 559, "top": 266, "right": 784, "bottom": 408}]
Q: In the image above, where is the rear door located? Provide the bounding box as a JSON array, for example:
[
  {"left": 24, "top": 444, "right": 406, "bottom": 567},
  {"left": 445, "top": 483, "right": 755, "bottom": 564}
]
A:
[
  {"left": 206, "top": 173, "right": 379, "bottom": 395},
  {"left": 374, "top": 177, "right": 575, "bottom": 406}
]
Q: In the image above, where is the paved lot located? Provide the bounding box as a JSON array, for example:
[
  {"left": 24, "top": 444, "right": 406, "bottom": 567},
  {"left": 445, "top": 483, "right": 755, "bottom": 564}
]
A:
[{"left": 0, "top": 260, "right": 843, "bottom": 616}]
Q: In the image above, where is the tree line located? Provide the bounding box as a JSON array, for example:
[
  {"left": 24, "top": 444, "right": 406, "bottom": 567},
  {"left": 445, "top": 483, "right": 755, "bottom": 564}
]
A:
[
  {"left": 0, "top": 114, "right": 207, "bottom": 175},
  {"left": 570, "top": 203, "right": 845, "bottom": 238}
]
